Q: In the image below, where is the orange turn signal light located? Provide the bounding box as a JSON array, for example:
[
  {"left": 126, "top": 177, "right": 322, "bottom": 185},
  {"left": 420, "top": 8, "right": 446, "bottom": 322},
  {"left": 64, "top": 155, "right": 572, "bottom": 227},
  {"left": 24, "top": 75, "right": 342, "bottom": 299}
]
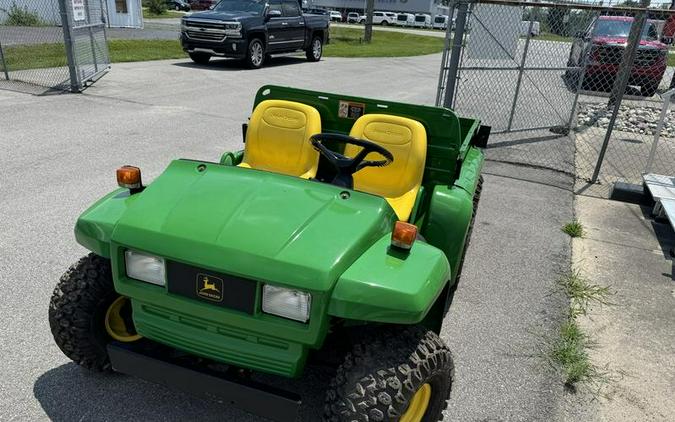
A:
[
  {"left": 391, "top": 221, "right": 417, "bottom": 251},
  {"left": 116, "top": 165, "right": 142, "bottom": 189}
]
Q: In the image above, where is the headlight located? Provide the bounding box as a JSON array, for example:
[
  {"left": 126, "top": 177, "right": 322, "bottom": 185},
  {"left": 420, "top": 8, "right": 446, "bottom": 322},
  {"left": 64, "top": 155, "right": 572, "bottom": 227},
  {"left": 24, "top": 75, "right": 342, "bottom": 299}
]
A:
[
  {"left": 125, "top": 250, "right": 166, "bottom": 286},
  {"left": 224, "top": 23, "right": 242, "bottom": 37},
  {"left": 262, "top": 284, "right": 311, "bottom": 323}
]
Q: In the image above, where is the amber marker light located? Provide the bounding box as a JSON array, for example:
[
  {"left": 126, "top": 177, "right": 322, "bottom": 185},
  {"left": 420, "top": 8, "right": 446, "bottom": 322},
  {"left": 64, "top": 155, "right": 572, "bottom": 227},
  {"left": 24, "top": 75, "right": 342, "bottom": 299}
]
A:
[
  {"left": 391, "top": 221, "right": 417, "bottom": 251},
  {"left": 116, "top": 165, "right": 142, "bottom": 190}
]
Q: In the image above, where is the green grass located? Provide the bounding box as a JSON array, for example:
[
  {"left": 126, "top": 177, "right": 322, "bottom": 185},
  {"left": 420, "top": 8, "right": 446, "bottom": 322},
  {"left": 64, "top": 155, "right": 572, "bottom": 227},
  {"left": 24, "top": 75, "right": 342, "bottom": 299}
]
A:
[
  {"left": 549, "top": 320, "right": 595, "bottom": 387},
  {"left": 3, "top": 40, "right": 187, "bottom": 71},
  {"left": 541, "top": 269, "right": 613, "bottom": 390},
  {"left": 324, "top": 26, "right": 445, "bottom": 57},
  {"left": 562, "top": 219, "right": 584, "bottom": 238},
  {"left": 142, "top": 8, "right": 185, "bottom": 19},
  {"left": 1, "top": 28, "right": 442, "bottom": 72},
  {"left": 667, "top": 54, "right": 675, "bottom": 67},
  {"left": 534, "top": 33, "right": 573, "bottom": 43},
  {"left": 557, "top": 270, "right": 611, "bottom": 318}
]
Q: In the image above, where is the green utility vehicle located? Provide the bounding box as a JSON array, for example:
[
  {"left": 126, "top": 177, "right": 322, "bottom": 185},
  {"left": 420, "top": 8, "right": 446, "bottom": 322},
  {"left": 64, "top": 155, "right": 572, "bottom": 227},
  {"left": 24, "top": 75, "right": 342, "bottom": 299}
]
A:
[{"left": 49, "top": 86, "right": 488, "bottom": 422}]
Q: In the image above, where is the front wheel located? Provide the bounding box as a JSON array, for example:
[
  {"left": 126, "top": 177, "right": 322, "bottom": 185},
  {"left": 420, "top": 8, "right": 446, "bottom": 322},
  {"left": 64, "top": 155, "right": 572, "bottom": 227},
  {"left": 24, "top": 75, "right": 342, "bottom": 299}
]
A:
[
  {"left": 381, "top": 20, "right": 388, "bottom": 26},
  {"left": 306, "top": 36, "right": 323, "bottom": 62},
  {"left": 325, "top": 326, "right": 454, "bottom": 422},
  {"left": 245, "top": 38, "right": 265, "bottom": 69},
  {"left": 49, "top": 254, "right": 141, "bottom": 371},
  {"left": 642, "top": 80, "right": 659, "bottom": 98},
  {"left": 189, "top": 52, "right": 211, "bottom": 65}
]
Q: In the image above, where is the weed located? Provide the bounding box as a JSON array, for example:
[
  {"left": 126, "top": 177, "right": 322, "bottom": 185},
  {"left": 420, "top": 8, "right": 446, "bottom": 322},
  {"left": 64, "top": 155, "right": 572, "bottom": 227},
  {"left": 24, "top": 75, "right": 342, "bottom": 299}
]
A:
[{"left": 562, "top": 220, "right": 584, "bottom": 238}]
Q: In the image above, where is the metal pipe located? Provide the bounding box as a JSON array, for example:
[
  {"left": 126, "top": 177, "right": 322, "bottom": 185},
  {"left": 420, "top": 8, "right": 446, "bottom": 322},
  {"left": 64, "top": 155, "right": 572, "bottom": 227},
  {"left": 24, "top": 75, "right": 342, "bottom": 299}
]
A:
[
  {"left": 591, "top": 0, "right": 650, "bottom": 183},
  {"left": 443, "top": 0, "right": 471, "bottom": 109},
  {"left": 58, "top": 0, "right": 81, "bottom": 92},
  {"left": 644, "top": 89, "right": 675, "bottom": 174},
  {"left": 506, "top": 18, "right": 534, "bottom": 131},
  {"left": 435, "top": 0, "right": 457, "bottom": 106},
  {"left": 0, "top": 42, "right": 9, "bottom": 81}
]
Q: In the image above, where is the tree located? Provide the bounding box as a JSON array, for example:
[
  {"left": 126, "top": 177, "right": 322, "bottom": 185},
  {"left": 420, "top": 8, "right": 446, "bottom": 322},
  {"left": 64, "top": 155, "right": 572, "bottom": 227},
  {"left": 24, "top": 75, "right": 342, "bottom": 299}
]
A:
[{"left": 364, "top": 0, "right": 374, "bottom": 43}]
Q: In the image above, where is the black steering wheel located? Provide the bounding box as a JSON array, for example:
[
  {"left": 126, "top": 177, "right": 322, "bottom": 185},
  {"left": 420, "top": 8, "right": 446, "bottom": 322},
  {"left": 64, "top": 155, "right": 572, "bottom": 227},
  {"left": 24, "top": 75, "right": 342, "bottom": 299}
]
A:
[{"left": 310, "top": 133, "right": 394, "bottom": 189}]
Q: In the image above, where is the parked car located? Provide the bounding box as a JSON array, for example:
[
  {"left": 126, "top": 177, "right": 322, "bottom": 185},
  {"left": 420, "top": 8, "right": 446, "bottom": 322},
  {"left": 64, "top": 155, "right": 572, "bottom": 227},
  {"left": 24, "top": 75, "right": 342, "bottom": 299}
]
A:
[
  {"left": 166, "top": 0, "right": 190, "bottom": 11},
  {"left": 396, "top": 12, "right": 415, "bottom": 26},
  {"left": 347, "top": 12, "right": 359, "bottom": 23},
  {"left": 567, "top": 15, "right": 667, "bottom": 97},
  {"left": 189, "top": 0, "right": 216, "bottom": 11},
  {"left": 433, "top": 15, "right": 448, "bottom": 30},
  {"left": 384, "top": 12, "right": 397, "bottom": 23},
  {"left": 329, "top": 10, "right": 342, "bottom": 22},
  {"left": 413, "top": 13, "right": 431, "bottom": 29},
  {"left": 181, "top": 0, "right": 330, "bottom": 69},
  {"left": 359, "top": 11, "right": 395, "bottom": 25},
  {"left": 520, "top": 20, "right": 541, "bottom": 36}
]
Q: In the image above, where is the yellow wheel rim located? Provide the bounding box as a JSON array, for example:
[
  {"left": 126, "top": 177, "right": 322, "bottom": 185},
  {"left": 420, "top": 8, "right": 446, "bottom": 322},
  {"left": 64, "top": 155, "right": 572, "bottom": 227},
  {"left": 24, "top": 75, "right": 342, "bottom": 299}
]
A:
[
  {"left": 400, "top": 383, "right": 432, "bottom": 422},
  {"left": 105, "top": 296, "right": 142, "bottom": 342}
]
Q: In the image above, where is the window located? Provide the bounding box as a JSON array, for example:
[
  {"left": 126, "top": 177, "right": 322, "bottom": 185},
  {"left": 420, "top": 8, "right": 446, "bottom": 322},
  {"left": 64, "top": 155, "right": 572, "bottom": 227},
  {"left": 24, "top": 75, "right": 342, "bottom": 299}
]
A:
[
  {"left": 115, "top": 0, "right": 128, "bottom": 14},
  {"left": 282, "top": 1, "right": 300, "bottom": 17},
  {"left": 268, "top": 0, "right": 282, "bottom": 14}
]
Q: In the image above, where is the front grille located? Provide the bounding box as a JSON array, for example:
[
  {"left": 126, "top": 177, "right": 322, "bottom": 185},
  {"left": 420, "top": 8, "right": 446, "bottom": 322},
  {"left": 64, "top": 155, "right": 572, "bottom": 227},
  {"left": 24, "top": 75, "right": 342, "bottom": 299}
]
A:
[
  {"left": 635, "top": 49, "right": 660, "bottom": 66},
  {"left": 596, "top": 45, "right": 661, "bottom": 66},
  {"left": 186, "top": 30, "right": 225, "bottom": 42},
  {"left": 185, "top": 20, "right": 226, "bottom": 30},
  {"left": 597, "top": 46, "right": 623, "bottom": 64}
]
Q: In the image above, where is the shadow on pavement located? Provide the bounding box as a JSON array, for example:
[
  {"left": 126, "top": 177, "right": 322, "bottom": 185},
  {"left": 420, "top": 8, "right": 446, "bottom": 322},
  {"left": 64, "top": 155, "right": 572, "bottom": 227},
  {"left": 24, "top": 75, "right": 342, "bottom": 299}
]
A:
[
  {"left": 173, "top": 56, "right": 307, "bottom": 71},
  {"left": 34, "top": 362, "right": 329, "bottom": 421}
]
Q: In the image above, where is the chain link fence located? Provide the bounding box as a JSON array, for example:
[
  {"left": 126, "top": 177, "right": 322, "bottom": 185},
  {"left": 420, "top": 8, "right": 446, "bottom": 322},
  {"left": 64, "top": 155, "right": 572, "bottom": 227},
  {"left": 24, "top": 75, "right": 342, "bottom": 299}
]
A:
[
  {"left": 0, "top": 0, "right": 110, "bottom": 93},
  {"left": 440, "top": 0, "right": 675, "bottom": 197}
]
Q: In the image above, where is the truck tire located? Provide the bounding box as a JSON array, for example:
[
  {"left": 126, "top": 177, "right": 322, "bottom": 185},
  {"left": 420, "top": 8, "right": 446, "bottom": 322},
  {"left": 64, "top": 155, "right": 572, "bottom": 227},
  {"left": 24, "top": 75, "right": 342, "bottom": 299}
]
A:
[
  {"left": 189, "top": 52, "right": 211, "bottom": 65},
  {"left": 324, "top": 326, "right": 454, "bottom": 422},
  {"left": 306, "top": 36, "right": 323, "bottom": 62},
  {"left": 642, "top": 81, "right": 659, "bottom": 98},
  {"left": 49, "top": 253, "right": 141, "bottom": 371},
  {"left": 245, "top": 38, "right": 265, "bottom": 69},
  {"left": 381, "top": 20, "right": 388, "bottom": 26}
]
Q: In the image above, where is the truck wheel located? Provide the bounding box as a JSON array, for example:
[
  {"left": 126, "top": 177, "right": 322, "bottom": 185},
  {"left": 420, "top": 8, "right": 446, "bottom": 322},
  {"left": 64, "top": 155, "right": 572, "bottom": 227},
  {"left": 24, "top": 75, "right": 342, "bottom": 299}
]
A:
[
  {"left": 245, "top": 38, "right": 265, "bottom": 69},
  {"left": 324, "top": 326, "right": 454, "bottom": 422},
  {"left": 642, "top": 81, "right": 659, "bottom": 98},
  {"left": 49, "top": 253, "right": 141, "bottom": 371},
  {"left": 189, "top": 52, "right": 211, "bottom": 65},
  {"left": 306, "top": 36, "right": 323, "bottom": 62},
  {"left": 381, "top": 21, "right": 388, "bottom": 26}
]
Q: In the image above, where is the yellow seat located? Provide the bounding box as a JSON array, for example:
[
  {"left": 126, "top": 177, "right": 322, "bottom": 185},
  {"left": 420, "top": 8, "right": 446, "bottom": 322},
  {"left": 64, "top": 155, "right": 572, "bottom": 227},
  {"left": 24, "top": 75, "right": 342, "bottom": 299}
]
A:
[
  {"left": 239, "top": 100, "right": 321, "bottom": 178},
  {"left": 346, "top": 114, "right": 427, "bottom": 221}
]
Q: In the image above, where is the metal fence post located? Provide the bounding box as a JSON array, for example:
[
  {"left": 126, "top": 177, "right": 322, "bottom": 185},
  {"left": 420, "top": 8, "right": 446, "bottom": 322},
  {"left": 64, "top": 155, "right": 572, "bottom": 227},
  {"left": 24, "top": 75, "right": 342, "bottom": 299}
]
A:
[
  {"left": 58, "top": 0, "right": 81, "bottom": 92},
  {"left": 644, "top": 89, "right": 675, "bottom": 174},
  {"left": 0, "top": 42, "right": 9, "bottom": 81},
  {"left": 506, "top": 19, "right": 534, "bottom": 131},
  {"left": 443, "top": 0, "right": 471, "bottom": 109},
  {"left": 591, "top": 1, "right": 649, "bottom": 183},
  {"left": 435, "top": 0, "right": 457, "bottom": 107}
]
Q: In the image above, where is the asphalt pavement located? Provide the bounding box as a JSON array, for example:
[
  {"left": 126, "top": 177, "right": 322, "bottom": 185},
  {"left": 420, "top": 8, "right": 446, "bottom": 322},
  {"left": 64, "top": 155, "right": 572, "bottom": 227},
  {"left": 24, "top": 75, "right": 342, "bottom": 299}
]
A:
[{"left": 0, "top": 55, "right": 573, "bottom": 421}]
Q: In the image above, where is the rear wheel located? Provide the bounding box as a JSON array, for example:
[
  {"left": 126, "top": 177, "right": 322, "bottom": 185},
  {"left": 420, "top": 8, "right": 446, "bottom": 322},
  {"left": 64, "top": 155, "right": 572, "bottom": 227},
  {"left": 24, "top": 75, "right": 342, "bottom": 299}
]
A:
[
  {"left": 306, "top": 36, "right": 323, "bottom": 62},
  {"left": 189, "top": 52, "right": 211, "bottom": 65},
  {"left": 245, "top": 38, "right": 265, "bottom": 69},
  {"left": 49, "top": 254, "right": 141, "bottom": 371},
  {"left": 324, "top": 326, "right": 454, "bottom": 422},
  {"left": 381, "top": 20, "right": 388, "bottom": 26}
]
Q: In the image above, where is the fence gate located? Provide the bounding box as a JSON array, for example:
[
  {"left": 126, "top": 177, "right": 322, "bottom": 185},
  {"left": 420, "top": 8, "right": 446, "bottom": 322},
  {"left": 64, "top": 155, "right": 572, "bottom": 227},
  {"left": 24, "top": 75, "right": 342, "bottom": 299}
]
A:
[
  {"left": 439, "top": 0, "right": 675, "bottom": 197},
  {"left": 0, "top": 0, "right": 110, "bottom": 93}
]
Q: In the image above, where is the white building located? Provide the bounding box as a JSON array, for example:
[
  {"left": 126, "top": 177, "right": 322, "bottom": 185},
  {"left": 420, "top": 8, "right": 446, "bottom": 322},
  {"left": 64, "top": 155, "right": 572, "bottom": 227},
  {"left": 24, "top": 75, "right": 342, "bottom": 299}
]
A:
[
  {"left": 310, "top": 0, "right": 448, "bottom": 16},
  {"left": 0, "top": 0, "right": 142, "bottom": 28}
]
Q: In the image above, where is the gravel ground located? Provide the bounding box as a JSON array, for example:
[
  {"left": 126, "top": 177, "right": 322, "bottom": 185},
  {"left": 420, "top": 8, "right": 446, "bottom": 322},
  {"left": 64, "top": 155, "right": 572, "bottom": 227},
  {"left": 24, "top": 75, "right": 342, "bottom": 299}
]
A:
[
  {"left": 578, "top": 102, "right": 675, "bottom": 138},
  {"left": 0, "top": 56, "right": 573, "bottom": 421}
]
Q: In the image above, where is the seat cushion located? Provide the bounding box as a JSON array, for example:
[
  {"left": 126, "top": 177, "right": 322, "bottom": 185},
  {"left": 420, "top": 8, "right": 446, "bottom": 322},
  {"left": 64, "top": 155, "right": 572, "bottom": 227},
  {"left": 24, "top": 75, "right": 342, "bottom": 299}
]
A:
[
  {"left": 347, "top": 114, "right": 427, "bottom": 221},
  {"left": 239, "top": 100, "right": 321, "bottom": 179}
]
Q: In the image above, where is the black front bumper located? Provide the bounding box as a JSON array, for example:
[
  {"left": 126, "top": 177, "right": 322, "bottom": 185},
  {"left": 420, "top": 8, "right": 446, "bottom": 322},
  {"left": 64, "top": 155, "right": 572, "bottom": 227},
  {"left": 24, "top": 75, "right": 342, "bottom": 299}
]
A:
[
  {"left": 108, "top": 343, "right": 301, "bottom": 422},
  {"left": 181, "top": 34, "right": 248, "bottom": 59}
]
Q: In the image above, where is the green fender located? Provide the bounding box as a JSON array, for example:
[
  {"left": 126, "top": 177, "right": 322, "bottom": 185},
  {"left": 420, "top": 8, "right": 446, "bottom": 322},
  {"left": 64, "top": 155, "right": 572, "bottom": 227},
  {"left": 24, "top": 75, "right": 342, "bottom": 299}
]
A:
[
  {"left": 74, "top": 188, "right": 137, "bottom": 258},
  {"left": 327, "top": 235, "right": 451, "bottom": 324}
]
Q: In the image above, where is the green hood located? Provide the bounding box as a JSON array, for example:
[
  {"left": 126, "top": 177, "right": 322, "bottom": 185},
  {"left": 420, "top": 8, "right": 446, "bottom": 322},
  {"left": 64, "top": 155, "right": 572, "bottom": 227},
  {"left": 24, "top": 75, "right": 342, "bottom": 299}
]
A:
[{"left": 110, "top": 160, "right": 396, "bottom": 292}]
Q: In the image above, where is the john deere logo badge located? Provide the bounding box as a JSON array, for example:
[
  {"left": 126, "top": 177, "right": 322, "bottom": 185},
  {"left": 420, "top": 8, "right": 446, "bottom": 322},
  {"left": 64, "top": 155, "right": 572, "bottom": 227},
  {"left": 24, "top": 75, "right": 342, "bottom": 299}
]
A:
[{"left": 196, "top": 274, "right": 223, "bottom": 302}]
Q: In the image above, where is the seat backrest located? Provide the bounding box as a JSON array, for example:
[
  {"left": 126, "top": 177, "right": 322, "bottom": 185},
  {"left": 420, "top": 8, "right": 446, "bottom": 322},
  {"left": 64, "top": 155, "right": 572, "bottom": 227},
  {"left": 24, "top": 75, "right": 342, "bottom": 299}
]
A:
[
  {"left": 240, "top": 100, "right": 321, "bottom": 178},
  {"left": 346, "top": 114, "right": 427, "bottom": 221}
]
